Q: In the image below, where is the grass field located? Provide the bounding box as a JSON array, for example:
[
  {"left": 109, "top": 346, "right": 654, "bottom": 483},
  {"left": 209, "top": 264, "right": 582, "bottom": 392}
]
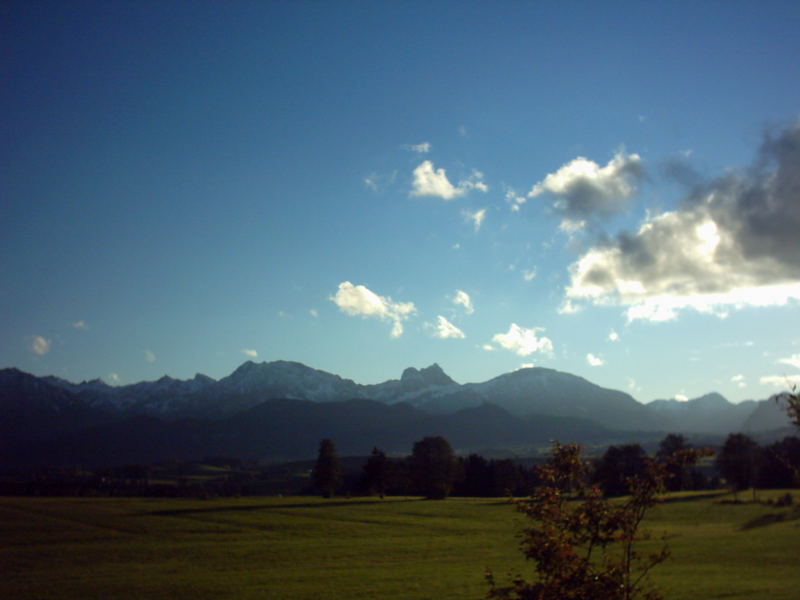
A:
[{"left": 1, "top": 491, "right": 798, "bottom": 599}]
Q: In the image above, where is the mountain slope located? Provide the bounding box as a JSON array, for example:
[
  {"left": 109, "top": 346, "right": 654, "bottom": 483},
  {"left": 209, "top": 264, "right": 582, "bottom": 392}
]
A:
[
  {"left": 2, "top": 398, "right": 641, "bottom": 467},
  {"left": 0, "top": 368, "right": 113, "bottom": 444},
  {"left": 644, "top": 393, "right": 758, "bottom": 434}
]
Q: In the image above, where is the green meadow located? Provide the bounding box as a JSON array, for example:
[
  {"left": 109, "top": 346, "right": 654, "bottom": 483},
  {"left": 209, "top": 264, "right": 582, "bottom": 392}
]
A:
[{"left": 1, "top": 492, "right": 798, "bottom": 600}]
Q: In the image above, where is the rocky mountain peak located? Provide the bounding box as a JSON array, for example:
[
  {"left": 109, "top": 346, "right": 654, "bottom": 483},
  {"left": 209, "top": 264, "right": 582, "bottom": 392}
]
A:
[{"left": 400, "top": 363, "right": 455, "bottom": 388}]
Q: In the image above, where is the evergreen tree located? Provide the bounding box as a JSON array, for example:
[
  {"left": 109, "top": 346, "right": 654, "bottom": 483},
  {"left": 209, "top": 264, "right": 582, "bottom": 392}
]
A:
[
  {"left": 361, "top": 447, "right": 390, "bottom": 497},
  {"left": 312, "top": 438, "right": 341, "bottom": 498},
  {"left": 409, "top": 436, "right": 459, "bottom": 499}
]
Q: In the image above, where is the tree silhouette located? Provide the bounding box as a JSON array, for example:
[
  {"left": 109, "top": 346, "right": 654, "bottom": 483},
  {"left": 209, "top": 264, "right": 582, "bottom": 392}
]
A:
[
  {"left": 312, "top": 438, "right": 341, "bottom": 498},
  {"left": 715, "top": 433, "right": 760, "bottom": 500},
  {"left": 409, "top": 436, "right": 459, "bottom": 499},
  {"left": 593, "top": 443, "right": 647, "bottom": 496},
  {"left": 758, "top": 437, "right": 800, "bottom": 488},
  {"left": 361, "top": 447, "right": 391, "bottom": 497}
]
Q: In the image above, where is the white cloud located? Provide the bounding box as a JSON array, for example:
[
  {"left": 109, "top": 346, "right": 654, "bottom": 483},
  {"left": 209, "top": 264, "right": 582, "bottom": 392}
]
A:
[
  {"left": 411, "top": 161, "right": 459, "bottom": 199},
  {"left": 522, "top": 268, "right": 537, "bottom": 282},
  {"left": 108, "top": 372, "right": 120, "bottom": 384},
  {"left": 330, "top": 281, "right": 416, "bottom": 338},
  {"left": 482, "top": 344, "right": 494, "bottom": 351},
  {"left": 429, "top": 316, "right": 465, "bottom": 339},
  {"left": 529, "top": 151, "right": 643, "bottom": 220},
  {"left": 506, "top": 188, "right": 527, "bottom": 212},
  {"left": 608, "top": 329, "right": 620, "bottom": 342},
  {"left": 242, "top": 348, "right": 258, "bottom": 358},
  {"left": 453, "top": 289, "right": 474, "bottom": 314},
  {"left": 731, "top": 374, "right": 747, "bottom": 388},
  {"left": 406, "top": 141, "right": 432, "bottom": 154},
  {"left": 309, "top": 308, "right": 318, "bottom": 318},
  {"left": 559, "top": 218, "right": 587, "bottom": 233},
  {"left": 490, "top": 323, "right": 553, "bottom": 357},
  {"left": 72, "top": 320, "right": 87, "bottom": 330},
  {"left": 470, "top": 172, "right": 489, "bottom": 193},
  {"left": 586, "top": 353, "right": 604, "bottom": 367},
  {"left": 517, "top": 363, "right": 535, "bottom": 370},
  {"left": 410, "top": 160, "right": 488, "bottom": 200},
  {"left": 144, "top": 349, "right": 156, "bottom": 363},
  {"left": 675, "top": 394, "right": 689, "bottom": 402},
  {"left": 626, "top": 377, "right": 641, "bottom": 392},
  {"left": 563, "top": 124, "right": 800, "bottom": 322},
  {"left": 778, "top": 354, "right": 800, "bottom": 370},
  {"left": 557, "top": 299, "right": 582, "bottom": 315},
  {"left": 464, "top": 208, "right": 486, "bottom": 231},
  {"left": 760, "top": 374, "right": 800, "bottom": 388},
  {"left": 31, "top": 335, "right": 51, "bottom": 355}
]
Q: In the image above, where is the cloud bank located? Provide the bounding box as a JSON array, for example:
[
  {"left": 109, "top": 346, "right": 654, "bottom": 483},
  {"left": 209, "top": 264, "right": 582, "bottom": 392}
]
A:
[
  {"left": 330, "top": 281, "right": 416, "bottom": 338},
  {"left": 564, "top": 124, "right": 800, "bottom": 322}
]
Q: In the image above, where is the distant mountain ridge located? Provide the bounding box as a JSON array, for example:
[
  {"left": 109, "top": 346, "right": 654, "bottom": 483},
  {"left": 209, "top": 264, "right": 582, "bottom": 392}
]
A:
[
  {"left": 0, "top": 361, "right": 793, "bottom": 467},
  {"left": 4, "top": 361, "right": 792, "bottom": 432}
]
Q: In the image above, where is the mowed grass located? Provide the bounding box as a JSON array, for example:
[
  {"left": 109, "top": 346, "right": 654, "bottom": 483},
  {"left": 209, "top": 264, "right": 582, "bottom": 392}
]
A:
[{"left": 0, "top": 491, "right": 798, "bottom": 599}]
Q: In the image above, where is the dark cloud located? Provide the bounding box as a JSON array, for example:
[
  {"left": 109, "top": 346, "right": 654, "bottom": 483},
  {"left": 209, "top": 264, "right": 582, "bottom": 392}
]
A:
[
  {"left": 564, "top": 123, "right": 800, "bottom": 321},
  {"left": 529, "top": 152, "right": 645, "bottom": 226}
]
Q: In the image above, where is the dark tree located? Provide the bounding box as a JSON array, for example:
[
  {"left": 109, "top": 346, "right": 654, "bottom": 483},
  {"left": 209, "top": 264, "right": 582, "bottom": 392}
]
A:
[
  {"left": 656, "top": 434, "right": 692, "bottom": 491},
  {"left": 758, "top": 436, "right": 800, "bottom": 488},
  {"left": 593, "top": 444, "right": 648, "bottom": 496},
  {"left": 409, "top": 436, "right": 459, "bottom": 499},
  {"left": 489, "top": 459, "right": 520, "bottom": 497},
  {"left": 715, "top": 433, "right": 760, "bottom": 499},
  {"left": 459, "top": 453, "right": 493, "bottom": 497},
  {"left": 361, "top": 447, "right": 391, "bottom": 497},
  {"left": 312, "top": 438, "right": 341, "bottom": 498}
]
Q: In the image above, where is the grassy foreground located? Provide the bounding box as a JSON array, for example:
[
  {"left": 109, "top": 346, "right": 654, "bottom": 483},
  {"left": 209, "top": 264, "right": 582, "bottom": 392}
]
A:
[{"left": 1, "top": 491, "right": 798, "bottom": 599}]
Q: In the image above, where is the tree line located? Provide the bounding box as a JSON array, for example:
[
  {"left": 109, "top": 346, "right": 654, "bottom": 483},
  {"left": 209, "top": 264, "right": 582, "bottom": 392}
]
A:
[{"left": 313, "top": 432, "right": 800, "bottom": 499}]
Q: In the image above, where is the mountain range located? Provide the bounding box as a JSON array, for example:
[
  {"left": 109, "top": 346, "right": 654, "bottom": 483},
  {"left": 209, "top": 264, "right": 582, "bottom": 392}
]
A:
[{"left": 0, "top": 361, "right": 793, "bottom": 467}]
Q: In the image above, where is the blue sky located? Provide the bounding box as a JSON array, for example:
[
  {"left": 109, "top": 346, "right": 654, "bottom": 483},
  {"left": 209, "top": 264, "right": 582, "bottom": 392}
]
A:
[{"left": 3, "top": 1, "right": 800, "bottom": 403}]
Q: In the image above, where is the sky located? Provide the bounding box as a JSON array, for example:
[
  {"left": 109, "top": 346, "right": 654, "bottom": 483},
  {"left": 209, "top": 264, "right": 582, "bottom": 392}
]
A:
[{"left": 3, "top": 1, "right": 800, "bottom": 403}]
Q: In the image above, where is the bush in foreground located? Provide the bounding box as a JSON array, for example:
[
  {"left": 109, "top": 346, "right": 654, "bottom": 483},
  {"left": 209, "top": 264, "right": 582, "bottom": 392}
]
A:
[{"left": 487, "top": 442, "right": 709, "bottom": 600}]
